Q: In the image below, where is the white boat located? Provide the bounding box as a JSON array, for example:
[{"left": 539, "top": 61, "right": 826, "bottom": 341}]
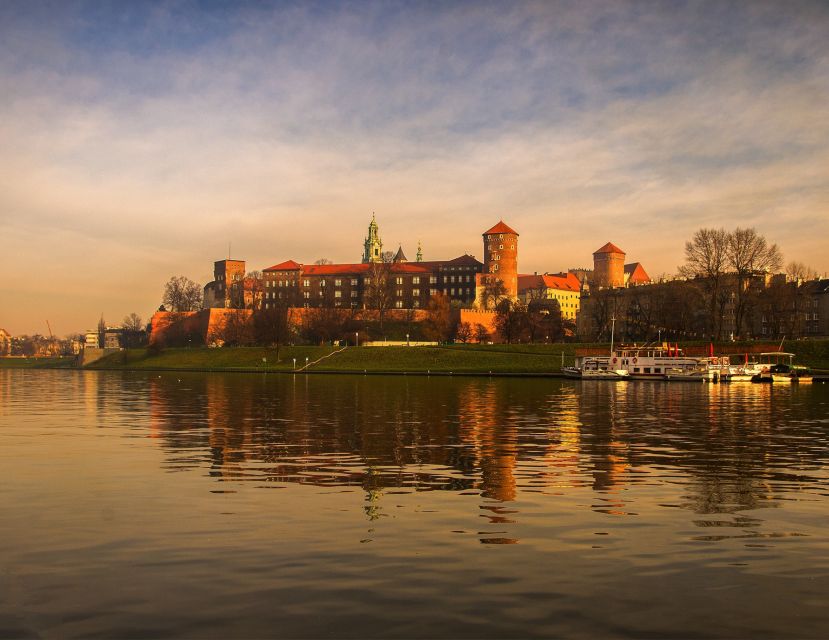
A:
[
  {"left": 562, "top": 356, "right": 628, "bottom": 380},
  {"left": 610, "top": 343, "right": 704, "bottom": 380},
  {"left": 724, "top": 354, "right": 765, "bottom": 382}
]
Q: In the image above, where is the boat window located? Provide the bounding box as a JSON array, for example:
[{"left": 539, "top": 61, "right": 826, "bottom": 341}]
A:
[
  {"left": 655, "top": 368, "right": 660, "bottom": 373},
  {"left": 634, "top": 368, "right": 640, "bottom": 373},
  {"left": 644, "top": 367, "right": 651, "bottom": 374}
]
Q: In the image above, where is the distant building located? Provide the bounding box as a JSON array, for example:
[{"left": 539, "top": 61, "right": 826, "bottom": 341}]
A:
[
  {"left": 104, "top": 328, "right": 123, "bottom": 349},
  {"left": 518, "top": 272, "right": 581, "bottom": 321},
  {"left": 84, "top": 330, "right": 100, "bottom": 349}
]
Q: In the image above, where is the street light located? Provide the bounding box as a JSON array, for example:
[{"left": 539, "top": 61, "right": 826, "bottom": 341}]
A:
[
  {"left": 406, "top": 333, "right": 409, "bottom": 346},
  {"left": 355, "top": 331, "right": 359, "bottom": 347}
]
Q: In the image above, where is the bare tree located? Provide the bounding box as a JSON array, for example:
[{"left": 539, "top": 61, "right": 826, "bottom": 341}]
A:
[
  {"left": 786, "top": 261, "right": 818, "bottom": 282},
  {"left": 253, "top": 303, "right": 293, "bottom": 358},
  {"left": 365, "top": 259, "right": 395, "bottom": 331},
  {"left": 121, "top": 313, "right": 146, "bottom": 348},
  {"left": 679, "top": 228, "right": 729, "bottom": 340},
  {"left": 727, "top": 227, "right": 783, "bottom": 338},
  {"left": 455, "top": 322, "right": 473, "bottom": 343},
  {"left": 494, "top": 299, "right": 528, "bottom": 344},
  {"left": 163, "top": 276, "right": 203, "bottom": 312},
  {"left": 479, "top": 274, "right": 509, "bottom": 310},
  {"left": 422, "top": 294, "right": 455, "bottom": 342},
  {"left": 474, "top": 323, "right": 490, "bottom": 344},
  {"left": 314, "top": 258, "right": 333, "bottom": 265},
  {"left": 97, "top": 314, "right": 106, "bottom": 349}
]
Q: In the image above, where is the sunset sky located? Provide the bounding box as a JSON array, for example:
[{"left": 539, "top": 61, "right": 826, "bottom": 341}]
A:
[{"left": 2, "top": 0, "right": 827, "bottom": 335}]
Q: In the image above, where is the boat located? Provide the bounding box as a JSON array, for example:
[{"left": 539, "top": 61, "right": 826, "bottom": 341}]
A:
[
  {"left": 562, "top": 356, "right": 628, "bottom": 380},
  {"left": 725, "top": 353, "right": 765, "bottom": 382},
  {"left": 610, "top": 343, "right": 704, "bottom": 380},
  {"left": 751, "top": 352, "right": 813, "bottom": 383},
  {"left": 563, "top": 316, "right": 628, "bottom": 380}
]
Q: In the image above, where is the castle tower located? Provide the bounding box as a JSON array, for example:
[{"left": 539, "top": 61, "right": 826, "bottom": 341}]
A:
[
  {"left": 482, "top": 220, "right": 519, "bottom": 300},
  {"left": 593, "top": 242, "right": 626, "bottom": 289},
  {"left": 416, "top": 240, "right": 423, "bottom": 262},
  {"left": 362, "top": 213, "right": 383, "bottom": 263}
]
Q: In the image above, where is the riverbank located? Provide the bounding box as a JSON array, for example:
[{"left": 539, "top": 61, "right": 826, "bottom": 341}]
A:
[
  {"left": 82, "top": 345, "right": 573, "bottom": 375},
  {"left": 4, "top": 340, "right": 828, "bottom": 374}
]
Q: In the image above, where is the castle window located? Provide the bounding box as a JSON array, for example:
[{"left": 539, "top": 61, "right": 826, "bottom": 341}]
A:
[
  {"left": 396, "top": 277, "right": 403, "bottom": 285},
  {"left": 351, "top": 279, "right": 358, "bottom": 286},
  {"left": 334, "top": 291, "right": 342, "bottom": 298},
  {"left": 351, "top": 291, "right": 357, "bottom": 298},
  {"left": 413, "top": 289, "right": 420, "bottom": 297},
  {"left": 413, "top": 277, "right": 420, "bottom": 284},
  {"left": 493, "top": 264, "right": 499, "bottom": 271},
  {"left": 451, "top": 288, "right": 456, "bottom": 295},
  {"left": 303, "top": 280, "right": 310, "bottom": 287},
  {"left": 320, "top": 279, "right": 326, "bottom": 287},
  {"left": 395, "top": 301, "right": 404, "bottom": 308},
  {"left": 430, "top": 289, "right": 437, "bottom": 296},
  {"left": 510, "top": 245, "right": 514, "bottom": 250},
  {"left": 494, "top": 254, "right": 500, "bottom": 260},
  {"left": 499, "top": 245, "right": 503, "bottom": 249},
  {"left": 413, "top": 300, "right": 419, "bottom": 308},
  {"left": 430, "top": 276, "right": 437, "bottom": 284},
  {"left": 365, "top": 278, "right": 371, "bottom": 285},
  {"left": 396, "top": 289, "right": 403, "bottom": 297},
  {"left": 335, "top": 279, "right": 342, "bottom": 287},
  {"left": 303, "top": 292, "right": 310, "bottom": 299}
]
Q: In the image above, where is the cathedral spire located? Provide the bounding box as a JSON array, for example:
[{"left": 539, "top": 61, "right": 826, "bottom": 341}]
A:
[
  {"left": 362, "top": 212, "right": 383, "bottom": 263},
  {"left": 416, "top": 240, "right": 423, "bottom": 262}
]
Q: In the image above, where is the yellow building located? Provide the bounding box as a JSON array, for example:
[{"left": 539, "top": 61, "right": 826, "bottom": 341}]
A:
[{"left": 517, "top": 272, "right": 581, "bottom": 321}]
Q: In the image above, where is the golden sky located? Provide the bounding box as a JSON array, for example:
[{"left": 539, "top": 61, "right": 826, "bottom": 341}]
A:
[{"left": 1, "top": 1, "right": 827, "bottom": 334}]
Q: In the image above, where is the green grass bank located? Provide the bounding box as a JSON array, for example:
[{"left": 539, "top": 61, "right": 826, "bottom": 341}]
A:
[
  {"left": 78, "top": 339, "right": 829, "bottom": 374},
  {"left": 5, "top": 340, "right": 828, "bottom": 374}
]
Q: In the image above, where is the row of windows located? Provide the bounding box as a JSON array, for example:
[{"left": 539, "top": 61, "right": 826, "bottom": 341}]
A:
[{"left": 266, "top": 275, "right": 476, "bottom": 288}]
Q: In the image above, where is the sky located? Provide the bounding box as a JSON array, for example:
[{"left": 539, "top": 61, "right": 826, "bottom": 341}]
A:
[{"left": 1, "top": 0, "right": 827, "bottom": 335}]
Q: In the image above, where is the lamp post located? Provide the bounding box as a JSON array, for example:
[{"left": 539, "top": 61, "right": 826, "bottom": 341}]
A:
[
  {"left": 355, "top": 331, "right": 359, "bottom": 347},
  {"left": 406, "top": 333, "right": 409, "bottom": 346}
]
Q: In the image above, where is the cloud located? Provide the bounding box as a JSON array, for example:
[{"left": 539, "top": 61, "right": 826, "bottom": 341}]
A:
[{"left": 0, "top": 0, "right": 827, "bottom": 333}]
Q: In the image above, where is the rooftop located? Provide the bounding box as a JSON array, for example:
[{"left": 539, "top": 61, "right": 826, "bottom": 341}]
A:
[{"left": 483, "top": 220, "right": 519, "bottom": 236}]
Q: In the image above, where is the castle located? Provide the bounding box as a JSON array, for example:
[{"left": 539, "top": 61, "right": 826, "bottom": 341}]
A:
[{"left": 203, "top": 215, "right": 649, "bottom": 317}]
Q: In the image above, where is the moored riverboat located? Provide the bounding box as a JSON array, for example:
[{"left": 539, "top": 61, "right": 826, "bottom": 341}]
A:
[
  {"left": 562, "top": 356, "right": 629, "bottom": 380},
  {"left": 611, "top": 343, "right": 703, "bottom": 380},
  {"left": 751, "top": 352, "right": 813, "bottom": 383}
]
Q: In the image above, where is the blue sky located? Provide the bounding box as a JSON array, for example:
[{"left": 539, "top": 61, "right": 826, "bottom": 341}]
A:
[{"left": 1, "top": 0, "right": 827, "bottom": 334}]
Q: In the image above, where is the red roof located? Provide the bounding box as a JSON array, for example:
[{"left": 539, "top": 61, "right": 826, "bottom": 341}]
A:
[
  {"left": 518, "top": 272, "right": 581, "bottom": 293},
  {"left": 624, "top": 262, "right": 651, "bottom": 284},
  {"left": 264, "top": 255, "right": 482, "bottom": 277},
  {"left": 483, "top": 220, "right": 519, "bottom": 236},
  {"left": 264, "top": 260, "right": 302, "bottom": 271},
  {"left": 593, "top": 242, "right": 625, "bottom": 255}
]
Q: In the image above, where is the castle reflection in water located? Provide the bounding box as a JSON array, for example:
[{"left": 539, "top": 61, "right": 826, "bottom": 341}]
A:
[{"left": 48, "top": 371, "right": 810, "bottom": 519}]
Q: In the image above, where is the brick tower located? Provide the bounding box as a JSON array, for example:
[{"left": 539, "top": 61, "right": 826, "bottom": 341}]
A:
[
  {"left": 593, "top": 242, "right": 625, "bottom": 289},
  {"left": 482, "top": 220, "right": 519, "bottom": 301}
]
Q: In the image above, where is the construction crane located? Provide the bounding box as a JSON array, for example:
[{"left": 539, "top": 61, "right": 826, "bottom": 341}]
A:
[{"left": 46, "top": 320, "right": 53, "bottom": 339}]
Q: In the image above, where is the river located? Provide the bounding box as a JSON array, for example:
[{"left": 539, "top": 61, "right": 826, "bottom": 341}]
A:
[{"left": 1, "top": 369, "right": 828, "bottom": 638}]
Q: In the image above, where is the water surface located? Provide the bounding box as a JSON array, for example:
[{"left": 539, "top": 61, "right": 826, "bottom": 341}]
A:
[{"left": 1, "top": 370, "right": 828, "bottom": 638}]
